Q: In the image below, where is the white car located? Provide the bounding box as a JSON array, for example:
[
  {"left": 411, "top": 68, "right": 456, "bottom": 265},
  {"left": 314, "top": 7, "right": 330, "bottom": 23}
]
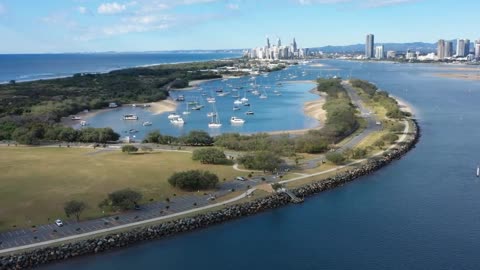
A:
[
  {"left": 55, "top": 219, "right": 64, "bottom": 227},
  {"left": 235, "top": 176, "right": 247, "bottom": 181}
]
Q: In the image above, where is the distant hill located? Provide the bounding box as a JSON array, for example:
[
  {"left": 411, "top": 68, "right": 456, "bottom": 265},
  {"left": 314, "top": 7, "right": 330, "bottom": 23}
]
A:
[{"left": 311, "top": 42, "right": 438, "bottom": 54}]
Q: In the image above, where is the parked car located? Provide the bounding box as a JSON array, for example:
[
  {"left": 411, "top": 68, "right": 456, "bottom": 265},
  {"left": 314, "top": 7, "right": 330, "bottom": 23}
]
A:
[
  {"left": 55, "top": 219, "right": 64, "bottom": 227},
  {"left": 235, "top": 176, "right": 247, "bottom": 181}
]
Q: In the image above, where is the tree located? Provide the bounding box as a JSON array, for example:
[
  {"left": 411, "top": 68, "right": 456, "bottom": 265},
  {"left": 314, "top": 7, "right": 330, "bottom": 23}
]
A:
[
  {"left": 168, "top": 170, "right": 219, "bottom": 191},
  {"left": 105, "top": 189, "right": 143, "bottom": 210},
  {"left": 192, "top": 148, "right": 228, "bottom": 164},
  {"left": 180, "top": 130, "right": 213, "bottom": 146},
  {"left": 238, "top": 151, "right": 283, "bottom": 172},
  {"left": 122, "top": 145, "right": 138, "bottom": 154},
  {"left": 64, "top": 200, "right": 87, "bottom": 221},
  {"left": 325, "top": 152, "right": 346, "bottom": 165}
]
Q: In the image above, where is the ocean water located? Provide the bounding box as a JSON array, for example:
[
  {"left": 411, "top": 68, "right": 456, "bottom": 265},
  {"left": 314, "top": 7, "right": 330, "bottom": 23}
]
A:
[
  {"left": 34, "top": 60, "right": 480, "bottom": 269},
  {"left": 0, "top": 52, "right": 240, "bottom": 83}
]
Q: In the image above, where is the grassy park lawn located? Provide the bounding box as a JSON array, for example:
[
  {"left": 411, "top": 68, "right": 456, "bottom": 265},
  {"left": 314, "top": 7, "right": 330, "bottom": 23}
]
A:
[{"left": 0, "top": 147, "right": 242, "bottom": 231}]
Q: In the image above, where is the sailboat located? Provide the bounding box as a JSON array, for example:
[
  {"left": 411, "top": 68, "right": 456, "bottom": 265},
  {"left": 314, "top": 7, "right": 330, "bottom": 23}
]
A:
[
  {"left": 240, "top": 90, "right": 249, "bottom": 103},
  {"left": 477, "top": 165, "right": 479, "bottom": 177},
  {"left": 230, "top": 116, "right": 245, "bottom": 125},
  {"left": 183, "top": 102, "right": 191, "bottom": 115},
  {"left": 208, "top": 103, "right": 222, "bottom": 128}
]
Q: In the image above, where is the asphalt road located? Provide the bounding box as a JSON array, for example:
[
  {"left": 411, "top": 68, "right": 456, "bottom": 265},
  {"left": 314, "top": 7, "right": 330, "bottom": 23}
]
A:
[{"left": 0, "top": 81, "right": 382, "bottom": 252}]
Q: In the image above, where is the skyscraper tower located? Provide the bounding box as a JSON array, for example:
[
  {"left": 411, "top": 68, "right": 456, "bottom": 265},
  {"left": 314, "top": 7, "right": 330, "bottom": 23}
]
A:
[
  {"left": 464, "top": 39, "right": 470, "bottom": 55},
  {"left": 445, "top": 41, "right": 453, "bottom": 58},
  {"left": 277, "top": 37, "right": 281, "bottom": 47},
  {"left": 266, "top": 37, "right": 270, "bottom": 49},
  {"left": 293, "top": 38, "right": 298, "bottom": 52},
  {"left": 456, "top": 39, "right": 465, "bottom": 57},
  {"left": 365, "top": 34, "right": 375, "bottom": 58},
  {"left": 437, "top": 39, "right": 446, "bottom": 59}
]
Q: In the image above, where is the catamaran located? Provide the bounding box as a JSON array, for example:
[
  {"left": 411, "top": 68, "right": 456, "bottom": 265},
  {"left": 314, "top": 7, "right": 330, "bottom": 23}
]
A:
[
  {"left": 208, "top": 112, "right": 221, "bottom": 128},
  {"left": 230, "top": 116, "right": 245, "bottom": 125}
]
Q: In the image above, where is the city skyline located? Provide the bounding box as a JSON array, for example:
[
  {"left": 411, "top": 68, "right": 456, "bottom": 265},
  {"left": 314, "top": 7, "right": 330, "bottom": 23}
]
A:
[{"left": 1, "top": 0, "right": 480, "bottom": 53}]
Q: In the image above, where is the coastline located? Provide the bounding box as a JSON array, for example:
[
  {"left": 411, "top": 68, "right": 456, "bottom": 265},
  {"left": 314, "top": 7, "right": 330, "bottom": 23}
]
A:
[{"left": 0, "top": 118, "right": 420, "bottom": 268}]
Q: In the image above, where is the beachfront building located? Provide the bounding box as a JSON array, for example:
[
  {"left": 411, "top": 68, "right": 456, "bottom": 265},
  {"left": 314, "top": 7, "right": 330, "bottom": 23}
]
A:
[
  {"left": 386, "top": 51, "right": 396, "bottom": 59},
  {"left": 246, "top": 36, "right": 307, "bottom": 60},
  {"left": 437, "top": 39, "right": 445, "bottom": 59},
  {"left": 456, "top": 39, "right": 466, "bottom": 57},
  {"left": 375, "top": 45, "right": 384, "bottom": 59},
  {"left": 475, "top": 40, "right": 480, "bottom": 59},
  {"left": 365, "top": 34, "right": 375, "bottom": 58},
  {"left": 445, "top": 41, "right": 453, "bottom": 58}
]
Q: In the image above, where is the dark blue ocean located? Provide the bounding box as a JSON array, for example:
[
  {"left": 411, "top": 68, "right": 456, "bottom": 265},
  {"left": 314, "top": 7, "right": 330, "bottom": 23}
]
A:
[
  {"left": 32, "top": 60, "right": 480, "bottom": 269},
  {"left": 0, "top": 52, "right": 240, "bottom": 83}
]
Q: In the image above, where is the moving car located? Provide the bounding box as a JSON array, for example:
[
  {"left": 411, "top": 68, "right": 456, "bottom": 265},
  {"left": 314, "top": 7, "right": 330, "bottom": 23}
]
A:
[{"left": 235, "top": 176, "right": 247, "bottom": 181}]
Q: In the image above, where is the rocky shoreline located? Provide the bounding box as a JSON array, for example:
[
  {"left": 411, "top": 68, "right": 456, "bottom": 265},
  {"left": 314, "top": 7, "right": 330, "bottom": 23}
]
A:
[{"left": 0, "top": 119, "right": 420, "bottom": 270}]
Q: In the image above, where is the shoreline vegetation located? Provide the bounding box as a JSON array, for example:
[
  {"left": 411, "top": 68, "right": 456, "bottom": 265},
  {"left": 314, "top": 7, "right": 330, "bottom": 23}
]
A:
[
  {"left": 0, "top": 59, "right": 289, "bottom": 145},
  {"left": 0, "top": 76, "right": 420, "bottom": 269}
]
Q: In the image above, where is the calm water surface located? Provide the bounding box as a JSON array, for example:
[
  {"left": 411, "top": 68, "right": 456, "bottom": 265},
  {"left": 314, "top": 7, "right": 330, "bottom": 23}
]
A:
[
  {"left": 0, "top": 52, "right": 240, "bottom": 83},
  {"left": 44, "top": 60, "right": 480, "bottom": 270}
]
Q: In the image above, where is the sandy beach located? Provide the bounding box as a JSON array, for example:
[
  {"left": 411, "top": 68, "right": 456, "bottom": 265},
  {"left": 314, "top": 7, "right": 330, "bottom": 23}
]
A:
[
  {"left": 267, "top": 91, "right": 326, "bottom": 136},
  {"left": 434, "top": 73, "right": 480, "bottom": 81},
  {"left": 149, "top": 99, "right": 178, "bottom": 115},
  {"left": 390, "top": 94, "right": 416, "bottom": 116}
]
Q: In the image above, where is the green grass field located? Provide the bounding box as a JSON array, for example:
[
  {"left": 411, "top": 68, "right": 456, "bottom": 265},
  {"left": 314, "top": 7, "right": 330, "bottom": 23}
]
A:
[{"left": 0, "top": 147, "right": 242, "bottom": 231}]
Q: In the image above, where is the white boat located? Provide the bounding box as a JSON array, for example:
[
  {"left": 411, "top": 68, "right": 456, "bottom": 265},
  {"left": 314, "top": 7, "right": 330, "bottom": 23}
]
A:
[
  {"left": 208, "top": 104, "right": 222, "bottom": 128},
  {"left": 143, "top": 121, "right": 152, "bottom": 126},
  {"left": 240, "top": 91, "right": 249, "bottom": 103},
  {"left": 132, "top": 104, "right": 137, "bottom": 107},
  {"left": 251, "top": 90, "right": 260, "bottom": 96},
  {"left": 129, "top": 129, "right": 139, "bottom": 133},
  {"left": 217, "top": 92, "right": 230, "bottom": 97},
  {"left": 230, "top": 116, "right": 245, "bottom": 125},
  {"left": 123, "top": 114, "right": 139, "bottom": 120},
  {"left": 234, "top": 99, "right": 243, "bottom": 105},
  {"left": 168, "top": 113, "right": 181, "bottom": 119},
  {"left": 477, "top": 165, "right": 479, "bottom": 177},
  {"left": 245, "top": 111, "right": 254, "bottom": 115},
  {"left": 207, "top": 112, "right": 217, "bottom": 117},
  {"left": 259, "top": 94, "right": 268, "bottom": 99},
  {"left": 170, "top": 117, "right": 185, "bottom": 125},
  {"left": 206, "top": 97, "right": 216, "bottom": 103},
  {"left": 233, "top": 106, "right": 241, "bottom": 111},
  {"left": 80, "top": 120, "right": 88, "bottom": 126},
  {"left": 71, "top": 116, "right": 82, "bottom": 120}
]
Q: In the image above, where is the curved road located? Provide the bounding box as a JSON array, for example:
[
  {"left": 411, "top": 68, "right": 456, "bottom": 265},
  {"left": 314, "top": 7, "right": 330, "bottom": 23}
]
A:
[{"left": 0, "top": 81, "right": 396, "bottom": 255}]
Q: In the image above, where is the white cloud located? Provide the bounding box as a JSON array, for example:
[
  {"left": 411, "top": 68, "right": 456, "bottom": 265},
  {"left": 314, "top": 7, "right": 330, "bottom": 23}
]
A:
[
  {"left": 77, "top": 6, "right": 88, "bottom": 14},
  {"left": 98, "top": 2, "right": 127, "bottom": 14},
  {"left": 226, "top": 3, "right": 239, "bottom": 10}
]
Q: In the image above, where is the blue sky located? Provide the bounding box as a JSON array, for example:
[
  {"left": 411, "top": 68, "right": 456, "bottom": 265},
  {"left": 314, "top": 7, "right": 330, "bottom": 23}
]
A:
[{"left": 0, "top": 0, "right": 479, "bottom": 53}]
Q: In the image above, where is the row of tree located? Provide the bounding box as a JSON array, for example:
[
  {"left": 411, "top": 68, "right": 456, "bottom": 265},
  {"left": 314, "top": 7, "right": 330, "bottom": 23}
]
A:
[
  {"left": 143, "top": 130, "right": 214, "bottom": 146},
  {"left": 10, "top": 125, "right": 119, "bottom": 145}
]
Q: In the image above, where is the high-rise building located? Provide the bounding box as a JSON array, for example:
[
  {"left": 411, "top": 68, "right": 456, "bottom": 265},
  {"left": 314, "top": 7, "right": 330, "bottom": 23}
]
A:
[
  {"left": 387, "top": 51, "right": 396, "bottom": 59},
  {"left": 277, "top": 38, "right": 281, "bottom": 47},
  {"left": 445, "top": 41, "right": 453, "bottom": 58},
  {"left": 475, "top": 40, "right": 480, "bottom": 59},
  {"left": 266, "top": 37, "right": 270, "bottom": 49},
  {"left": 293, "top": 38, "right": 298, "bottom": 52},
  {"left": 465, "top": 39, "right": 471, "bottom": 55},
  {"left": 437, "top": 39, "right": 446, "bottom": 59},
  {"left": 456, "top": 39, "right": 466, "bottom": 57},
  {"left": 375, "top": 45, "right": 384, "bottom": 59},
  {"left": 365, "top": 34, "right": 375, "bottom": 58}
]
